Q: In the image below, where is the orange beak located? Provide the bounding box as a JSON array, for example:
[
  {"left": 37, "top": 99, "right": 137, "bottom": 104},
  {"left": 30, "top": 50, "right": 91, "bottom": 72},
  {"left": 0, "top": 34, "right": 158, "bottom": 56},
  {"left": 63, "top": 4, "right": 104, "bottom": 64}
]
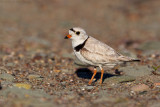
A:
[{"left": 64, "top": 34, "right": 72, "bottom": 39}]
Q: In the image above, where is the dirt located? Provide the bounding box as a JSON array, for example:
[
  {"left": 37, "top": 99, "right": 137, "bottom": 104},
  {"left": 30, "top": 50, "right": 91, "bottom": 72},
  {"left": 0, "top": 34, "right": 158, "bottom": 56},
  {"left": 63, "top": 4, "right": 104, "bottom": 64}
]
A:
[{"left": 0, "top": 0, "right": 160, "bottom": 107}]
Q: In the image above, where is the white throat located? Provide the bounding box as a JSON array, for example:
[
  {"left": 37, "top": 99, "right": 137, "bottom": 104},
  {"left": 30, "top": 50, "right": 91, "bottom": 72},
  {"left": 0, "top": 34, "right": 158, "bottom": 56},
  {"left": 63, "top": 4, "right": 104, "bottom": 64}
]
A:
[{"left": 72, "top": 36, "right": 88, "bottom": 48}]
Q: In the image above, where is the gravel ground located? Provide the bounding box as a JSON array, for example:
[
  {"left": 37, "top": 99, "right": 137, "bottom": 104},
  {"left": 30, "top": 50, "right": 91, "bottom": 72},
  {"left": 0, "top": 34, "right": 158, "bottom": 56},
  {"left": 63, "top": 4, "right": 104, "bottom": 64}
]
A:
[{"left": 0, "top": 0, "right": 160, "bottom": 107}]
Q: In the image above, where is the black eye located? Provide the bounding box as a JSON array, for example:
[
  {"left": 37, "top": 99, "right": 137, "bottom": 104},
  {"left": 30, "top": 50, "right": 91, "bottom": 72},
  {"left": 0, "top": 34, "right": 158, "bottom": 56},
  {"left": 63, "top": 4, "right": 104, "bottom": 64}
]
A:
[{"left": 76, "top": 31, "right": 80, "bottom": 35}]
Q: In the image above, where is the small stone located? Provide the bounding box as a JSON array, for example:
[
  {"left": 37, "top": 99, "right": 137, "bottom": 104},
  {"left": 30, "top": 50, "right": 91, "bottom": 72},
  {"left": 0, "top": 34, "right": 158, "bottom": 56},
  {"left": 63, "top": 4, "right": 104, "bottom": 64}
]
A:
[
  {"left": 1, "top": 81, "right": 13, "bottom": 88},
  {"left": 85, "top": 86, "right": 94, "bottom": 90},
  {"left": 6, "top": 62, "right": 14, "bottom": 67},
  {"left": 14, "top": 83, "right": 31, "bottom": 89},
  {"left": 18, "top": 54, "right": 24, "bottom": 58},
  {"left": 154, "top": 83, "right": 160, "bottom": 88},
  {"left": 61, "top": 69, "right": 74, "bottom": 74},
  {"left": 61, "top": 82, "right": 66, "bottom": 85},
  {"left": 81, "top": 85, "right": 94, "bottom": 90},
  {"left": 0, "top": 87, "right": 51, "bottom": 99},
  {"left": 119, "top": 65, "right": 152, "bottom": 77},
  {"left": 54, "top": 70, "right": 61, "bottom": 73},
  {"left": 0, "top": 67, "right": 8, "bottom": 74},
  {"left": 0, "top": 73, "right": 14, "bottom": 81},
  {"left": 27, "top": 74, "right": 41, "bottom": 79},
  {"left": 104, "top": 75, "right": 136, "bottom": 84},
  {"left": 131, "top": 84, "right": 150, "bottom": 92},
  {"left": 61, "top": 69, "right": 69, "bottom": 73}
]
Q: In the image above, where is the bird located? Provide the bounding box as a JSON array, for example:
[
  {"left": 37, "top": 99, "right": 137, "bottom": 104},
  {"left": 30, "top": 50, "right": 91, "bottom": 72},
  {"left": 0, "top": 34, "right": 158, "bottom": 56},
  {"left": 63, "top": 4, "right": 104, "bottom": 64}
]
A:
[{"left": 64, "top": 27, "right": 140, "bottom": 85}]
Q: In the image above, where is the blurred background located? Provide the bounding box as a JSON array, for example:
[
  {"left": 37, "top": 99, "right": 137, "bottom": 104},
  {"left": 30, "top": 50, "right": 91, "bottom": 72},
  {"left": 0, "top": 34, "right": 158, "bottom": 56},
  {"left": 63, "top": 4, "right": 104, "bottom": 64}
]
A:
[
  {"left": 0, "top": 0, "right": 160, "bottom": 55},
  {"left": 0, "top": 1, "right": 160, "bottom": 107}
]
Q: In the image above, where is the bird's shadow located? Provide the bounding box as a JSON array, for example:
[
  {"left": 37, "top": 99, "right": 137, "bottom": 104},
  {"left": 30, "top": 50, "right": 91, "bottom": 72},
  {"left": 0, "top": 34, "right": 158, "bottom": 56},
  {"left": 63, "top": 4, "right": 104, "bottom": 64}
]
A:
[{"left": 75, "top": 68, "right": 116, "bottom": 83}]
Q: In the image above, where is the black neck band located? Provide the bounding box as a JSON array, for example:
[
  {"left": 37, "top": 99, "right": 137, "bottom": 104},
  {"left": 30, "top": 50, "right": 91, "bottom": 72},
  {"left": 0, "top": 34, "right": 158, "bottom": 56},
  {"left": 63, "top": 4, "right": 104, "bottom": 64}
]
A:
[{"left": 74, "top": 37, "right": 89, "bottom": 52}]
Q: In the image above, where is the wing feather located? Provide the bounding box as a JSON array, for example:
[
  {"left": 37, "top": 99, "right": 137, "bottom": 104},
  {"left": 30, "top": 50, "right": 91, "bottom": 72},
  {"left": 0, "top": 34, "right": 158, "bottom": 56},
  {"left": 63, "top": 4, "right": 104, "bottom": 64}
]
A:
[{"left": 80, "top": 37, "right": 131, "bottom": 64}]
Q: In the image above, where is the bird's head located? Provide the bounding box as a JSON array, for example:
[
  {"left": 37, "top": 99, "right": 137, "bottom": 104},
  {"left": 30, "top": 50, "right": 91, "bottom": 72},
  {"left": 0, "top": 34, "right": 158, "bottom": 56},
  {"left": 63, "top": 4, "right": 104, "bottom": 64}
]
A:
[{"left": 65, "top": 27, "right": 88, "bottom": 41}]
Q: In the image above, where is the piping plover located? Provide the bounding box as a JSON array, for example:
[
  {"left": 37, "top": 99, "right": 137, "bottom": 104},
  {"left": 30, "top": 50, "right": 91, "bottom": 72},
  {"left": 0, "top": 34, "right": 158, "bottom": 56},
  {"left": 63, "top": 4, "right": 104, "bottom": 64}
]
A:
[{"left": 65, "top": 27, "right": 140, "bottom": 85}]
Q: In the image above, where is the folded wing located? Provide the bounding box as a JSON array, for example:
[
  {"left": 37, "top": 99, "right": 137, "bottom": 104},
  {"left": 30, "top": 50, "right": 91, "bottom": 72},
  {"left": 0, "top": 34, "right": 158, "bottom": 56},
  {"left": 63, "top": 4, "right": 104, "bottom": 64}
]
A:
[{"left": 80, "top": 37, "right": 132, "bottom": 65}]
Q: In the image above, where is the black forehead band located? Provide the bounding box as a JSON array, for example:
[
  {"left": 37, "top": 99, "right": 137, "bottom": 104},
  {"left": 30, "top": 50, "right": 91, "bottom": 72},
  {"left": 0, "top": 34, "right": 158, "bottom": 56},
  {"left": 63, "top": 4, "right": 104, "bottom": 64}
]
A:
[{"left": 70, "top": 28, "right": 75, "bottom": 32}]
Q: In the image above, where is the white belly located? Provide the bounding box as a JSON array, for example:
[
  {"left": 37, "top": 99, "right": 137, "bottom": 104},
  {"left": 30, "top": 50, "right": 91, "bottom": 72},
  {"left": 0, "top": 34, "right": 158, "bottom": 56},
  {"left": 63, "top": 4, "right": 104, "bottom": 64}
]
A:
[{"left": 74, "top": 50, "right": 94, "bottom": 66}]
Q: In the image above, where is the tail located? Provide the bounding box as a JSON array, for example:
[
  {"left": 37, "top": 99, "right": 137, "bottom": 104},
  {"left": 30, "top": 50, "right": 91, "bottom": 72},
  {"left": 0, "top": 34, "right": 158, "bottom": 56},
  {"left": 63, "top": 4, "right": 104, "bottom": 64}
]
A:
[
  {"left": 131, "top": 59, "right": 140, "bottom": 62},
  {"left": 118, "top": 55, "right": 140, "bottom": 62},
  {"left": 125, "top": 58, "right": 140, "bottom": 62}
]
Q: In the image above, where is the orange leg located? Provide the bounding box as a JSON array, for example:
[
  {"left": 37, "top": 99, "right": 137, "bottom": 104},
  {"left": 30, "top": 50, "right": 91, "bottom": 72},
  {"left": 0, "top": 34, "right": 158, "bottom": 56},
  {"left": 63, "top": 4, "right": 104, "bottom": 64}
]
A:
[
  {"left": 88, "top": 68, "right": 97, "bottom": 85},
  {"left": 100, "top": 68, "right": 104, "bottom": 84}
]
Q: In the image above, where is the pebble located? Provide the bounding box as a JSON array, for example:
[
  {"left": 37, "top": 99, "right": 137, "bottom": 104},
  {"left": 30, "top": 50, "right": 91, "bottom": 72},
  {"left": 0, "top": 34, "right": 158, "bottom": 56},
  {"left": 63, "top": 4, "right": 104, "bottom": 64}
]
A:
[
  {"left": 27, "top": 74, "right": 41, "bottom": 79},
  {"left": 61, "top": 69, "right": 69, "bottom": 73},
  {"left": 54, "top": 70, "right": 61, "bottom": 73},
  {"left": 61, "top": 82, "right": 66, "bottom": 85},
  {"left": 0, "top": 73, "right": 14, "bottom": 81},
  {"left": 119, "top": 65, "right": 152, "bottom": 77},
  {"left": 85, "top": 86, "right": 94, "bottom": 90},
  {"left": 81, "top": 85, "right": 94, "bottom": 90},
  {"left": 14, "top": 83, "right": 31, "bottom": 89},
  {"left": 0, "top": 67, "right": 8, "bottom": 74},
  {"left": 6, "top": 62, "right": 14, "bottom": 67},
  {"left": 154, "top": 83, "right": 160, "bottom": 88},
  {"left": 0, "top": 87, "right": 51, "bottom": 99},
  {"left": 131, "top": 84, "right": 150, "bottom": 92},
  {"left": 104, "top": 75, "right": 136, "bottom": 84}
]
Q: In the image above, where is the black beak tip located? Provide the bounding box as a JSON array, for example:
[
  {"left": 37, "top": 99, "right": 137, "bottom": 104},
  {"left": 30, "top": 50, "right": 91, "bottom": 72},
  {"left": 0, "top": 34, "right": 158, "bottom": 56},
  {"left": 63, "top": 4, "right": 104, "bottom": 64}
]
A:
[{"left": 64, "top": 36, "right": 68, "bottom": 39}]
